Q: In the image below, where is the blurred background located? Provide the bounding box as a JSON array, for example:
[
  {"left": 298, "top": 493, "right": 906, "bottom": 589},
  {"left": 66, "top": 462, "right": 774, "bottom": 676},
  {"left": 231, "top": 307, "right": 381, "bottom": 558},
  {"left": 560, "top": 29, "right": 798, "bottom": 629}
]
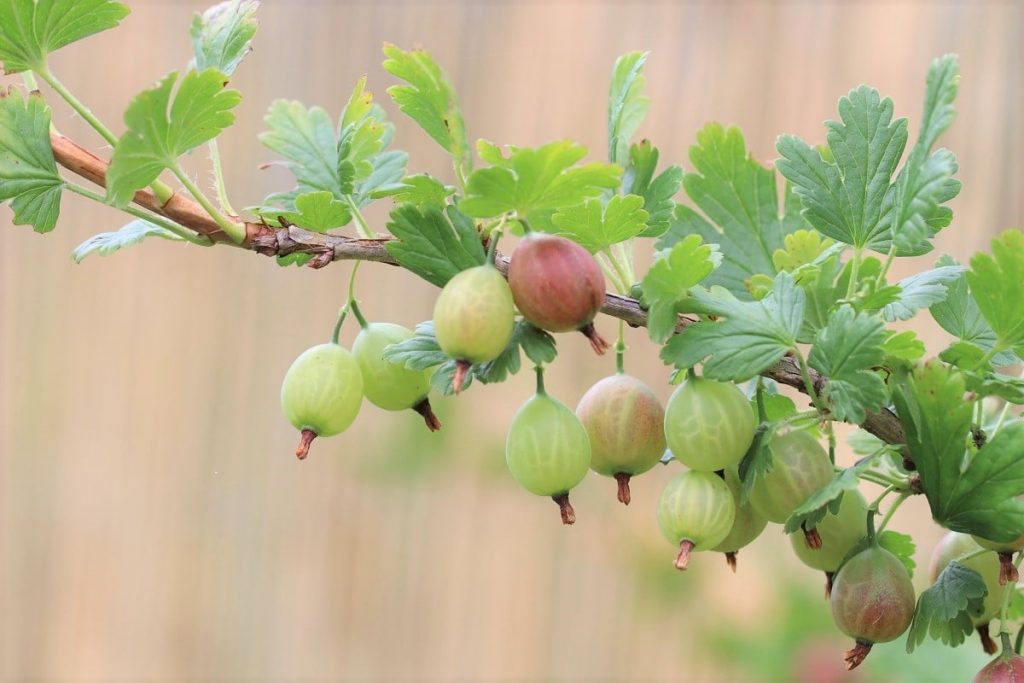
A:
[{"left": 2, "top": 0, "right": 1022, "bottom": 680}]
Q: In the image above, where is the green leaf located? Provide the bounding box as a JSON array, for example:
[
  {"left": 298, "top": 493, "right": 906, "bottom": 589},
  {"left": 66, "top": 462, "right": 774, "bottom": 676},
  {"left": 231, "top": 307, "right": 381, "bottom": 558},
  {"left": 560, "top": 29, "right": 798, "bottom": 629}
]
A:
[
  {"left": 382, "top": 43, "right": 470, "bottom": 173},
  {"left": 662, "top": 271, "right": 803, "bottom": 381},
  {"left": 260, "top": 99, "right": 352, "bottom": 199},
  {"left": 737, "top": 422, "right": 779, "bottom": 504},
  {"left": 459, "top": 140, "right": 621, "bottom": 220},
  {"left": 550, "top": 194, "right": 648, "bottom": 253},
  {"left": 967, "top": 230, "right": 1024, "bottom": 359},
  {"left": 107, "top": 69, "right": 240, "bottom": 207},
  {"left": 881, "top": 265, "right": 963, "bottom": 321},
  {"left": 0, "top": 0, "right": 129, "bottom": 73},
  {"left": 607, "top": 51, "right": 649, "bottom": 165},
  {"left": 894, "top": 363, "right": 1024, "bottom": 541},
  {"left": 190, "top": 0, "right": 259, "bottom": 76},
  {"left": 275, "top": 252, "right": 313, "bottom": 268},
  {"left": 475, "top": 321, "right": 557, "bottom": 384},
  {"left": 640, "top": 234, "right": 721, "bottom": 342},
  {"left": 783, "top": 458, "right": 875, "bottom": 534},
  {"left": 373, "top": 174, "right": 454, "bottom": 208},
  {"left": 777, "top": 86, "right": 908, "bottom": 250},
  {"left": 963, "top": 371, "right": 1024, "bottom": 405},
  {"left": 384, "top": 204, "right": 485, "bottom": 287},
  {"left": 623, "top": 141, "right": 682, "bottom": 237},
  {"left": 0, "top": 87, "right": 61, "bottom": 232},
  {"left": 882, "top": 330, "right": 926, "bottom": 367},
  {"left": 382, "top": 320, "right": 449, "bottom": 370},
  {"left": 906, "top": 561, "right": 987, "bottom": 653},
  {"left": 879, "top": 530, "right": 917, "bottom": 577},
  {"left": 808, "top": 305, "right": 888, "bottom": 423},
  {"left": 658, "top": 124, "right": 801, "bottom": 298},
  {"left": 886, "top": 55, "right": 961, "bottom": 254},
  {"left": 274, "top": 191, "right": 350, "bottom": 232},
  {"left": 72, "top": 219, "right": 184, "bottom": 263}
]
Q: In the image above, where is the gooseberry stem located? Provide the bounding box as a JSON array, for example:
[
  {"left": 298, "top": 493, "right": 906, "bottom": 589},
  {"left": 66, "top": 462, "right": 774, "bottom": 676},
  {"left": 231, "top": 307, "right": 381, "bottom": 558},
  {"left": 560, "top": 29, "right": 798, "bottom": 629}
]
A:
[
  {"left": 345, "top": 262, "right": 368, "bottom": 329},
  {"left": 876, "top": 492, "right": 909, "bottom": 535},
  {"left": 1014, "top": 623, "right": 1024, "bottom": 655},
  {"left": 331, "top": 304, "right": 349, "bottom": 345},
  {"left": 534, "top": 365, "right": 546, "bottom": 395},
  {"left": 486, "top": 228, "right": 501, "bottom": 263},
  {"left": 754, "top": 377, "right": 768, "bottom": 422},
  {"left": 615, "top": 319, "right": 626, "bottom": 374}
]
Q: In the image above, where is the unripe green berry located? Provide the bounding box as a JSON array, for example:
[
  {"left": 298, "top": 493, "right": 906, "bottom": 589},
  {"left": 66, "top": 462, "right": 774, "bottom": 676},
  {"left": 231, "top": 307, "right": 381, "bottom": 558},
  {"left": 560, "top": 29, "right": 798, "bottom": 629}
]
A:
[
  {"left": 657, "top": 470, "right": 736, "bottom": 570},
  {"left": 791, "top": 490, "right": 868, "bottom": 573},
  {"left": 713, "top": 469, "right": 768, "bottom": 569},
  {"left": 352, "top": 322, "right": 440, "bottom": 430},
  {"left": 663, "top": 377, "right": 756, "bottom": 472},
  {"left": 749, "top": 429, "right": 833, "bottom": 524},
  {"left": 433, "top": 264, "right": 515, "bottom": 364},
  {"left": 506, "top": 388, "right": 591, "bottom": 524},
  {"left": 280, "top": 343, "right": 363, "bottom": 459}
]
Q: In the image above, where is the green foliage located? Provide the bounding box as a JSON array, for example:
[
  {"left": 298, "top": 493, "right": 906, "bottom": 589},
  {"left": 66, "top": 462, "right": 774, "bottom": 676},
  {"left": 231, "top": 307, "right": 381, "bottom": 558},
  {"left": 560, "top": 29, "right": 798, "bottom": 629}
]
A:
[
  {"left": 887, "top": 55, "right": 961, "bottom": 254},
  {"left": 640, "top": 234, "right": 721, "bottom": 342},
  {"left": 662, "top": 272, "right": 803, "bottom": 381},
  {"left": 0, "top": 0, "right": 129, "bottom": 73},
  {"left": 777, "top": 87, "right": 908, "bottom": 251},
  {"left": 622, "top": 141, "right": 682, "bottom": 237},
  {"left": 550, "top": 194, "right": 648, "bottom": 254},
  {"left": 607, "top": 51, "right": 649, "bottom": 165},
  {"left": 383, "top": 319, "right": 556, "bottom": 395},
  {"left": 879, "top": 530, "right": 917, "bottom": 577},
  {"left": 190, "top": 0, "right": 259, "bottom": 76},
  {"left": 273, "top": 191, "right": 350, "bottom": 232},
  {"left": 882, "top": 265, "right": 963, "bottom": 321},
  {"left": 383, "top": 43, "right": 470, "bottom": 177},
  {"left": 778, "top": 58, "right": 960, "bottom": 255},
  {"left": 658, "top": 124, "right": 802, "bottom": 299},
  {"left": 258, "top": 77, "right": 405, "bottom": 221},
  {"left": 906, "top": 561, "right": 987, "bottom": 652},
  {"left": 106, "top": 69, "right": 240, "bottom": 207},
  {"left": 783, "top": 458, "right": 876, "bottom": 534},
  {"left": 459, "top": 140, "right": 620, "bottom": 221},
  {"left": 384, "top": 204, "right": 485, "bottom": 288},
  {"left": 0, "top": 88, "right": 61, "bottom": 232},
  {"left": 374, "top": 174, "right": 454, "bottom": 208},
  {"left": 894, "top": 363, "right": 1024, "bottom": 541},
  {"left": 967, "top": 230, "right": 1024, "bottom": 360},
  {"left": 808, "top": 304, "right": 888, "bottom": 423},
  {"left": 72, "top": 219, "right": 185, "bottom": 263}
]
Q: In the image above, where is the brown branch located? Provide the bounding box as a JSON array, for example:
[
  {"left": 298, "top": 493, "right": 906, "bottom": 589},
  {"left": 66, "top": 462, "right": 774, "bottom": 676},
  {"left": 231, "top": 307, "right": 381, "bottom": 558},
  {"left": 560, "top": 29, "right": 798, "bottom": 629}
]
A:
[{"left": 49, "top": 131, "right": 905, "bottom": 448}]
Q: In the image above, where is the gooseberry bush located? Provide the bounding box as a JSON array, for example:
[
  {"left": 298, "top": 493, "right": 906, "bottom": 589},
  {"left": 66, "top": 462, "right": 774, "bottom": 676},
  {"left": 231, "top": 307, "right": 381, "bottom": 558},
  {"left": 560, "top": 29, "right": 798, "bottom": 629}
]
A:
[{"left": 4, "top": 0, "right": 1024, "bottom": 676}]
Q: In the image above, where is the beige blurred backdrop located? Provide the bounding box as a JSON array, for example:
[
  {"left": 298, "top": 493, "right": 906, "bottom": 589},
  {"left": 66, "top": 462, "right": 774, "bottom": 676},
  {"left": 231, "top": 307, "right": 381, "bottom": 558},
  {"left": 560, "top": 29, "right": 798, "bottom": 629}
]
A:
[{"left": 1, "top": 1, "right": 1022, "bottom": 680}]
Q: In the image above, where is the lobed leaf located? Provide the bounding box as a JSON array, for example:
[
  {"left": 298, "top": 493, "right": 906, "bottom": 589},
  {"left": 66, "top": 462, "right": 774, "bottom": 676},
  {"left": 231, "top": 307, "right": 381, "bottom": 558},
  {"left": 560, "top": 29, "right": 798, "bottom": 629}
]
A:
[
  {"left": 659, "top": 124, "right": 801, "bottom": 299},
  {"left": 0, "top": 0, "right": 129, "bottom": 73},
  {"left": 190, "top": 0, "right": 259, "bottom": 76},
  {"left": 550, "top": 194, "right": 648, "bottom": 254},
  {"left": 384, "top": 204, "right": 485, "bottom": 287},
  {"left": 0, "top": 87, "right": 61, "bottom": 232},
  {"left": 906, "top": 561, "right": 987, "bottom": 652},
  {"left": 107, "top": 69, "right": 241, "bottom": 207},
  {"left": 72, "top": 219, "right": 184, "bottom": 263},
  {"left": 607, "top": 51, "right": 650, "bottom": 165},
  {"left": 662, "top": 271, "right": 804, "bottom": 381},
  {"left": 640, "top": 234, "right": 720, "bottom": 342},
  {"left": 808, "top": 305, "right": 888, "bottom": 423}
]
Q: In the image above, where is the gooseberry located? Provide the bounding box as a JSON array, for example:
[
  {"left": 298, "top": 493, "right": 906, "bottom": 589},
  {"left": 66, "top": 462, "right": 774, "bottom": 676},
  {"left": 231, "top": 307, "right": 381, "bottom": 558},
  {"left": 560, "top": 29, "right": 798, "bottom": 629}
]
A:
[
  {"left": 505, "top": 368, "right": 591, "bottom": 524},
  {"left": 280, "top": 343, "right": 364, "bottom": 459},
  {"left": 507, "top": 232, "right": 610, "bottom": 354},
  {"left": 352, "top": 321, "right": 440, "bottom": 431},
  {"left": 663, "top": 375, "right": 756, "bottom": 473},
  {"left": 575, "top": 373, "right": 666, "bottom": 504},
  {"left": 657, "top": 470, "right": 736, "bottom": 570},
  {"left": 433, "top": 263, "right": 516, "bottom": 393},
  {"left": 830, "top": 545, "right": 916, "bottom": 670}
]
